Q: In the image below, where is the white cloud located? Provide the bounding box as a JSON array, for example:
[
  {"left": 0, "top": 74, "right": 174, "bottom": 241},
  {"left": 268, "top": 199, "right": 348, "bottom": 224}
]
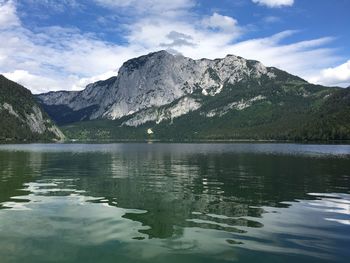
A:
[
  {"left": 125, "top": 14, "right": 240, "bottom": 51},
  {"left": 202, "top": 12, "right": 241, "bottom": 35},
  {"left": 94, "top": 0, "right": 195, "bottom": 14},
  {"left": 23, "top": 0, "right": 82, "bottom": 12},
  {"left": 0, "top": 24, "right": 137, "bottom": 92},
  {"left": 309, "top": 60, "right": 350, "bottom": 87},
  {"left": 2, "top": 70, "right": 75, "bottom": 93},
  {"left": 263, "top": 16, "right": 281, "bottom": 23},
  {"left": 160, "top": 31, "right": 196, "bottom": 48},
  {"left": 0, "top": 0, "right": 20, "bottom": 28},
  {"left": 71, "top": 69, "right": 119, "bottom": 91},
  {"left": 252, "top": 0, "right": 294, "bottom": 8},
  {"left": 0, "top": 0, "right": 348, "bottom": 93}
]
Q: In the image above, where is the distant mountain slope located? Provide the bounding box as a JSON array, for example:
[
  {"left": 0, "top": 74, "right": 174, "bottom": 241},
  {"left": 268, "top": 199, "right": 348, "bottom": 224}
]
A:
[
  {"left": 0, "top": 75, "right": 65, "bottom": 142},
  {"left": 36, "top": 51, "right": 350, "bottom": 141}
]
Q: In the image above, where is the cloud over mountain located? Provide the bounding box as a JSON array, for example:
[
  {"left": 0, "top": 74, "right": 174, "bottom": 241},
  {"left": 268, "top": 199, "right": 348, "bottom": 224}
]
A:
[
  {"left": 0, "top": 0, "right": 349, "bottom": 93},
  {"left": 252, "top": 0, "right": 294, "bottom": 8}
]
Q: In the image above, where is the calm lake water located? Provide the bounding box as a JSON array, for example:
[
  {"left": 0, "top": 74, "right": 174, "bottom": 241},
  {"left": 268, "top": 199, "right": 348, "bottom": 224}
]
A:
[{"left": 0, "top": 143, "right": 349, "bottom": 263}]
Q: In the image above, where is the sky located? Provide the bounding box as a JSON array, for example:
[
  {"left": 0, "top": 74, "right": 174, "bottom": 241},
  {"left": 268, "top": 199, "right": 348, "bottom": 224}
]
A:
[{"left": 0, "top": 0, "right": 349, "bottom": 94}]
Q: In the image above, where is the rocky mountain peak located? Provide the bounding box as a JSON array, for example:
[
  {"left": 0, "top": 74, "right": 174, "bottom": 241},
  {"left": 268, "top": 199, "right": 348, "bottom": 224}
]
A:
[{"left": 36, "top": 51, "right": 284, "bottom": 124}]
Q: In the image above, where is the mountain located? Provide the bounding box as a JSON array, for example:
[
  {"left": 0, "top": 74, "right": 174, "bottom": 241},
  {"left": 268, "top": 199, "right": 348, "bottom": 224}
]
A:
[
  {"left": 0, "top": 75, "right": 65, "bottom": 142},
  {"left": 37, "top": 51, "right": 290, "bottom": 124},
  {"left": 36, "top": 51, "right": 350, "bottom": 141}
]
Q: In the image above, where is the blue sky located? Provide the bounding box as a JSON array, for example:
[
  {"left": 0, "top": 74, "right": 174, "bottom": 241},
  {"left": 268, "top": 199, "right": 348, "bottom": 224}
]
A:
[{"left": 0, "top": 0, "right": 349, "bottom": 93}]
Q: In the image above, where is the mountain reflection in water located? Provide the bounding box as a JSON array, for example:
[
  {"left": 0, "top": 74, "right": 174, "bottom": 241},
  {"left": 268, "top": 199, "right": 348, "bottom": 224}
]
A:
[{"left": 0, "top": 143, "right": 349, "bottom": 263}]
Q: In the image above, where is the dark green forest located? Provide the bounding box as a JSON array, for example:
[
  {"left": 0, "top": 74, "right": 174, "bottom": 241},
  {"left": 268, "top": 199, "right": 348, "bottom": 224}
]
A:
[
  {"left": 61, "top": 73, "right": 350, "bottom": 142},
  {"left": 0, "top": 75, "right": 62, "bottom": 142}
]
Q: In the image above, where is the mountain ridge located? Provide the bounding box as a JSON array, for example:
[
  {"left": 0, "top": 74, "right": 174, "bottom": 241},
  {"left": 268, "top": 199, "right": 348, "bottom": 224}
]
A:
[
  {"left": 35, "top": 50, "right": 349, "bottom": 141},
  {"left": 37, "top": 50, "right": 307, "bottom": 125}
]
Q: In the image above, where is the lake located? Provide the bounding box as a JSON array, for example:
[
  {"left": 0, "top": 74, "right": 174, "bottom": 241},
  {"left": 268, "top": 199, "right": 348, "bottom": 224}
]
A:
[{"left": 0, "top": 143, "right": 349, "bottom": 263}]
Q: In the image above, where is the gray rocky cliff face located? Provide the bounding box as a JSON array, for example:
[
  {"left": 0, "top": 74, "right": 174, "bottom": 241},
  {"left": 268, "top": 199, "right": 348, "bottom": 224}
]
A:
[{"left": 37, "top": 50, "right": 276, "bottom": 125}]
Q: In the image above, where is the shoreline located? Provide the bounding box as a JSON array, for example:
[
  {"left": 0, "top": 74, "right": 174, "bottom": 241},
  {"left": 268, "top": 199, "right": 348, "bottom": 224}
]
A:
[{"left": 1, "top": 138, "right": 350, "bottom": 145}]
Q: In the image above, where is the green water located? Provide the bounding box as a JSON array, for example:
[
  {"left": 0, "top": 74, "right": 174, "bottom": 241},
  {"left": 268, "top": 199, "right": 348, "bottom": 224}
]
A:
[{"left": 0, "top": 143, "right": 349, "bottom": 263}]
